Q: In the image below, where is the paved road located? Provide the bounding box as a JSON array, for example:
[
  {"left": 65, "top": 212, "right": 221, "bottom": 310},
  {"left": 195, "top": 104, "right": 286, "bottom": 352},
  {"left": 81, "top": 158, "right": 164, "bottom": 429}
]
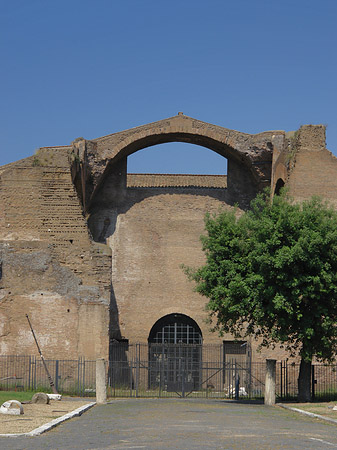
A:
[{"left": 1, "top": 398, "right": 337, "bottom": 449}]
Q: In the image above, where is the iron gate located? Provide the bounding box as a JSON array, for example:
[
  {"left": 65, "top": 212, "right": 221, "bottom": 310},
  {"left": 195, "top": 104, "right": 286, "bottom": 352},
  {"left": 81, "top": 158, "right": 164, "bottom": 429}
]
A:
[
  {"left": 108, "top": 342, "right": 265, "bottom": 398},
  {"left": 148, "top": 343, "right": 202, "bottom": 393}
]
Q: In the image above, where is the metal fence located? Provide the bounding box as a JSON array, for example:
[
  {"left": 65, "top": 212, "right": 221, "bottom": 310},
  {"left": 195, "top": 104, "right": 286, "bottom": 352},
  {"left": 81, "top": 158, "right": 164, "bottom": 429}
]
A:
[
  {"left": 0, "top": 355, "right": 96, "bottom": 396},
  {"left": 106, "top": 359, "right": 266, "bottom": 399},
  {"left": 107, "top": 342, "right": 261, "bottom": 398},
  {"left": 278, "top": 361, "right": 337, "bottom": 402},
  {"left": 1, "top": 349, "right": 337, "bottom": 401}
]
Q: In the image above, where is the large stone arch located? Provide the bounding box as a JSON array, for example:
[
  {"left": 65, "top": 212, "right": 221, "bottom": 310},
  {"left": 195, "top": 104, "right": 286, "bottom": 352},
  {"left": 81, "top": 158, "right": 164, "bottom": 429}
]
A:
[
  {"left": 69, "top": 114, "right": 286, "bottom": 345},
  {"left": 71, "top": 114, "right": 285, "bottom": 213}
]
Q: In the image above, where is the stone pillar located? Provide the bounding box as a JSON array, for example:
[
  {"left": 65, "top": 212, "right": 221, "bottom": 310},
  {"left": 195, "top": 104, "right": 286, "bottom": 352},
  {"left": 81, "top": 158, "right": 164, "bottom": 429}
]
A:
[
  {"left": 265, "top": 359, "right": 276, "bottom": 406},
  {"left": 96, "top": 358, "right": 107, "bottom": 404}
]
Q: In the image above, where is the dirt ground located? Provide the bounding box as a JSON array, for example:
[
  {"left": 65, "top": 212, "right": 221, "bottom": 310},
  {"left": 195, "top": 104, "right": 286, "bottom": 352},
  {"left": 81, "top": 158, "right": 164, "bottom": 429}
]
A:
[{"left": 0, "top": 400, "right": 90, "bottom": 434}]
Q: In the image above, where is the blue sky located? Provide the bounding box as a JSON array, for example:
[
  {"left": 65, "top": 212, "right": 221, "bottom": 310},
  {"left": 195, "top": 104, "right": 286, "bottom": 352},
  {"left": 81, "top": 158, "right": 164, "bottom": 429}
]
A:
[{"left": 1, "top": 0, "right": 336, "bottom": 174}]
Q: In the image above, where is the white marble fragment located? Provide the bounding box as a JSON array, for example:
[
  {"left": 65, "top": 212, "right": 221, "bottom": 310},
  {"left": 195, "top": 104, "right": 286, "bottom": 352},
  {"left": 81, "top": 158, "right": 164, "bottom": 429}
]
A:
[
  {"left": 47, "top": 394, "right": 62, "bottom": 401},
  {"left": 0, "top": 400, "right": 24, "bottom": 415}
]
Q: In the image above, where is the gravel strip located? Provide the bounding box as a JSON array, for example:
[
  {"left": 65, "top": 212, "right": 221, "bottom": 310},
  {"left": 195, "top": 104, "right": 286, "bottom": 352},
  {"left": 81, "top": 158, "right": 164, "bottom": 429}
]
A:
[{"left": 0, "top": 402, "right": 95, "bottom": 437}]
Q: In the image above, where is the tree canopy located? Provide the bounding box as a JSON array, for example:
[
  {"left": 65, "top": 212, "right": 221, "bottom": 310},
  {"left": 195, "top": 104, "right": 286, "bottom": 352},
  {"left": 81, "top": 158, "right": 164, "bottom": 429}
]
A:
[{"left": 186, "top": 191, "right": 337, "bottom": 401}]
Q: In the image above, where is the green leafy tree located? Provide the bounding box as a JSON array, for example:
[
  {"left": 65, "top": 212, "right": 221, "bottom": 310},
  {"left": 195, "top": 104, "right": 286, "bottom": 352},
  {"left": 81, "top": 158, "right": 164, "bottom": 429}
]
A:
[{"left": 186, "top": 191, "right": 337, "bottom": 401}]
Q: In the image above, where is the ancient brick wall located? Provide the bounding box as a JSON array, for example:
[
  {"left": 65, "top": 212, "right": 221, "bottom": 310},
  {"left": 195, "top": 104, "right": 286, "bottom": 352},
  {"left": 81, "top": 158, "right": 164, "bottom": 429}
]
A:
[
  {"left": 1, "top": 117, "right": 336, "bottom": 366},
  {"left": 127, "top": 173, "right": 227, "bottom": 189},
  {"left": 91, "top": 183, "right": 292, "bottom": 362},
  {"left": 287, "top": 125, "right": 337, "bottom": 205},
  {"left": 107, "top": 186, "right": 231, "bottom": 344},
  {"left": 0, "top": 149, "right": 111, "bottom": 359}
]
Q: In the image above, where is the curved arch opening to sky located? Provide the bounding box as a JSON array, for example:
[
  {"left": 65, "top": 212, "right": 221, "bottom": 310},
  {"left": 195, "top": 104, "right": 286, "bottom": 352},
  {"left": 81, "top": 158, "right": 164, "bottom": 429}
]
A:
[{"left": 127, "top": 142, "right": 227, "bottom": 175}]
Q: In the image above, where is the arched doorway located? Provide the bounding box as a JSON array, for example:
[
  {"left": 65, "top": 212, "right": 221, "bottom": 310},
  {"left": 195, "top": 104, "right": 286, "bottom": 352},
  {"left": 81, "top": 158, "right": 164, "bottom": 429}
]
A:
[
  {"left": 148, "top": 314, "right": 202, "bottom": 394},
  {"left": 274, "top": 178, "right": 285, "bottom": 196}
]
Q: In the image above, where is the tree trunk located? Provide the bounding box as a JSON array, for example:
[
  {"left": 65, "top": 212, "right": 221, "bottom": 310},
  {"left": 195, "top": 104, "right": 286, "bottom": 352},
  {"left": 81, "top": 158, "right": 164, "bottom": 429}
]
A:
[{"left": 298, "top": 358, "right": 312, "bottom": 402}]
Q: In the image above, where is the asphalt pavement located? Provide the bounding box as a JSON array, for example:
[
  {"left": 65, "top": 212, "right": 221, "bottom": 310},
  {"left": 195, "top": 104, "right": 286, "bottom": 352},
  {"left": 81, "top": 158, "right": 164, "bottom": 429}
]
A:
[{"left": 1, "top": 398, "right": 337, "bottom": 450}]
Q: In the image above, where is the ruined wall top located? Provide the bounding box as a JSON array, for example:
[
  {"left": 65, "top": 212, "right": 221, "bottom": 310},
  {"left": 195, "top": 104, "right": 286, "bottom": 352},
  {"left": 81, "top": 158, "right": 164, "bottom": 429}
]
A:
[
  {"left": 1, "top": 116, "right": 332, "bottom": 208},
  {"left": 68, "top": 114, "right": 286, "bottom": 209}
]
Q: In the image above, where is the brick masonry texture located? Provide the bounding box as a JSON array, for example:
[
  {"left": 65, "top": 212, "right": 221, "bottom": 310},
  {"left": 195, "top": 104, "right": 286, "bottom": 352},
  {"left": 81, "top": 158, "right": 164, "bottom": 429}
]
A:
[
  {"left": 127, "top": 174, "right": 227, "bottom": 188},
  {"left": 0, "top": 115, "right": 336, "bottom": 363}
]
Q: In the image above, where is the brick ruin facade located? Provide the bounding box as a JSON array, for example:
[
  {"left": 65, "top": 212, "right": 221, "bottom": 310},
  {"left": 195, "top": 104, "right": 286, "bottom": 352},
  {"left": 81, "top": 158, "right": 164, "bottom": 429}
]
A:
[{"left": 1, "top": 114, "right": 336, "bottom": 362}]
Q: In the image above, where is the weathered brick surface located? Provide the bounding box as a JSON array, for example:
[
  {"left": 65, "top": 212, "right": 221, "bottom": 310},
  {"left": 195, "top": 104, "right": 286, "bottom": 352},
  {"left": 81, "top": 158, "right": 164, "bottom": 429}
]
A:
[
  {"left": 0, "top": 152, "right": 111, "bottom": 359},
  {"left": 127, "top": 173, "right": 227, "bottom": 189},
  {"left": 107, "top": 187, "right": 231, "bottom": 344},
  {"left": 288, "top": 126, "right": 337, "bottom": 204}
]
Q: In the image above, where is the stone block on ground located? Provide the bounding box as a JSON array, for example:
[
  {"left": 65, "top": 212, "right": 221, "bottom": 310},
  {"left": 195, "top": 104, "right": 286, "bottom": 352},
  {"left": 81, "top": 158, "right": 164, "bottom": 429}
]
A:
[
  {"left": 31, "top": 392, "right": 50, "bottom": 404},
  {"left": 47, "top": 394, "right": 62, "bottom": 401},
  {"left": 0, "top": 400, "right": 24, "bottom": 415}
]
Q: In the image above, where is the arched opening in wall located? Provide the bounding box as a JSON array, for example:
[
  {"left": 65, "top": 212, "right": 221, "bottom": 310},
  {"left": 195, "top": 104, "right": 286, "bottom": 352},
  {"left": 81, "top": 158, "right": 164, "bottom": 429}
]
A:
[
  {"left": 127, "top": 142, "right": 227, "bottom": 189},
  {"left": 148, "top": 313, "right": 202, "bottom": 392},
  {"left": 274, "top": 178, "right": 285, "bottom": 196}
]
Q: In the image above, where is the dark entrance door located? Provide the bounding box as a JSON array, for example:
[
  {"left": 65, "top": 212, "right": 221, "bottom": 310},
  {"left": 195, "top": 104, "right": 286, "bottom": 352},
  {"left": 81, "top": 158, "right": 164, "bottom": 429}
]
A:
[{"left": 148, "top": 314, "right": 202, "bottom": 395}]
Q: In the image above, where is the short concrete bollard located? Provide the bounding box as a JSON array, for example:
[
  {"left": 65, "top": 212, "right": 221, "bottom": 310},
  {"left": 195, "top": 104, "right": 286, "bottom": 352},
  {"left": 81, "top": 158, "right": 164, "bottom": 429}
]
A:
[
  {"left": 0, "top": 400, "right": 24, "bottom": 415},
  {"left": 96, "top": 358, "right": 107, "bottom": 404},
  {"left": 265, "top": 359, "right": 276, "bottom": 405}
]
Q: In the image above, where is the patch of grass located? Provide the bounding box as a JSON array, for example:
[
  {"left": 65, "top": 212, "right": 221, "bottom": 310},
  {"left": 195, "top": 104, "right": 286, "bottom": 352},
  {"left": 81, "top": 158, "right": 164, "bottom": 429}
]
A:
[{"left": 0, "top": 390, "right": 48, "bottom": 404}]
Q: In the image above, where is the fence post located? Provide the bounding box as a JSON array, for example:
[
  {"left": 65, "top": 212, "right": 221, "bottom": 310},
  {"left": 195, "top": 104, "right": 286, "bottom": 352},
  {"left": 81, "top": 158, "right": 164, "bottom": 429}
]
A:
[
  {"left": 135, "top": 343, "right": 139, "bottom": 398},
  {"left": 33, "top": 356, "right": 37, "bottom": 390},
  {"left": 280, "top": 361, "right": 283, "bottom": 400},
  {"left": 82, "top": 358, "right": 86, "bottom": 397},
  {"left": 235, "top": 374, "right": 240, "bottom": 400},
  {"left": 28, "top": 356, "right": 31, "bottom": 390},
  {"left": 77, "top": 358, "right": 81, "bottom": 396},
  {"left": 265, "top": 359, "right": 276, "bottom": 405},
  {"left": 181, "top": 359, "right": 185, "bottom": 398},
  {"left": 206, "top": 361, "right": 208, "bottom": 399},
  {"left": 55, "top": 360, "right": 59, "bottom": 393},
  {"left": 285, "top": 360, "right": 289, "bottom": 398},
  {"left": 96, "top": 358, "right": 107, "bottom": 404},
  {"left": 130, "top": 364, "right": 133, "bottom": 397},
  {"left": 311, "top": 365, "right": 315, "bottom": 402}
]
